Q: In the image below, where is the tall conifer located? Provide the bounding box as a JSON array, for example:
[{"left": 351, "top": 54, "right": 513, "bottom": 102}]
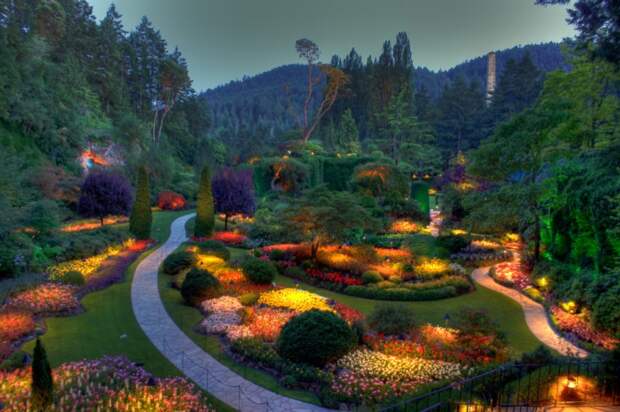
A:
[
  {"left": 31, "top": 338, "right": 53, "bottom": 411},
  {"left": 129, "top": 166, "right": 152, "bottom": 240},
  {"left": 195, "top": 166, "right": 215, "bottom": 237}
]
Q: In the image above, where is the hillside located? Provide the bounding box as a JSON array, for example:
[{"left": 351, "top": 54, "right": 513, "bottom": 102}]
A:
[{"left": 204, "top": 42, "right": 568, "bottom": 133}]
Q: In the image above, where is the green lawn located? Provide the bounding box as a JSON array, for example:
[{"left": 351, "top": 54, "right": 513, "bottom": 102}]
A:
[
  {"left": 19, "top": 210, "right": 234, "bottom": 412},
  {"left": 273, "top": 273, "right": 542, "bottom": 357}
]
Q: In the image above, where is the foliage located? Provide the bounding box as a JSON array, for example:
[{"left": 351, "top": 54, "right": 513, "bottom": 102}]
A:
[
  {"left": 212, "top": 168, "right": 256, "bottom": 230},
  {"left": 368, "top": 304, "right": 416, "bottom": 335},
  {"left": 78, "top": 172, "right": 132, "bottom": 224},
  {"left": 162, "top": 251, "right": 194, "bottom": 276},
  {"left": 129, "top": 166, "right": 152, "bottom": 240},
  {"left": 351, "top": 161, "right": 409, "bottom": 199},
  {"left": 277, "top": 310, "right": 355, "bottom": 366},
  {"left": 280, "top": 186, "right": 381, "bottom": 258},
  {"left": 31, "top": 338, "right": 53, "bottom": 411},
  {"left": 362, "top": 270, "right": 383, "bottom": 284},
  {"left": 195, "top": 240, "right": 230, "bottom": 261},
  {"left": 195, "top": 166, "right": 215, "bottom": 238},
  {"left": 57, "top": 270, "right": 85, "bottom": 286},
  {"left": 180, "top": 268, "right": 220, "bottom": 306},
  {"left": 157, "top": 191, "right": 186, "bottom": 210},
  {"left": 241, "top": 257, "right": 277, "bottom": 284}
]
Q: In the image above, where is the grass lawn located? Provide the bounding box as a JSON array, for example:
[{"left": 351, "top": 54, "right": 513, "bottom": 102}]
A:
[
  {"left": 19, "top": 210, "right": 234, "bottom": 412},
  {"left": 273, "top": 273, "right": 543, "bottom": 357}
]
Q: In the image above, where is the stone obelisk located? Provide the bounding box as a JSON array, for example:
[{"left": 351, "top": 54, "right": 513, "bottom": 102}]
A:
[{"left": 486, "top": 51, "right": 496, "bottom": 106}]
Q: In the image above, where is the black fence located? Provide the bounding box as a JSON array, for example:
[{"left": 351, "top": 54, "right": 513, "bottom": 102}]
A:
[{"left": 381, "top": 359, "right": 620, "bottom": 412}]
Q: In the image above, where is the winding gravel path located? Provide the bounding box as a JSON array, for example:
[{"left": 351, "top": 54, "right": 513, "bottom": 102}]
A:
[
  {"left": 471, "top": 267, "right": 588, "bottom": 358},
  {"left": 131, "top": 213, "right": 331, "bottom": 412}
]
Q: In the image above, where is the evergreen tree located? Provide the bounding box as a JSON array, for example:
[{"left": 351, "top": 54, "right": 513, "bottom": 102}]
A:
[
  {"left": 129, "top": 166, "right": 152, "bottom": 240},
  {"left": 31, "top": 338, "right": 53, "bottom": 411},
  {"left": 195, "top": 165, "right": 215, "bottom": 237},
  {"left": 338, "top": 109, "right": 360, "bottom": 153}
]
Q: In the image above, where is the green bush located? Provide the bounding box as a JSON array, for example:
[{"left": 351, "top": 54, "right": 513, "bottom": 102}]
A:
[
  {"left": 368, "top": 304, "right": 416, "bottom": 335},
  {"left": 277, "top": 310, "right": 355, "bottom": 367},
  {"left": 58, "top": 270, "right": 85, "bottom": 286},
  {"left": 268, "top": 249, "right": 287, "bottom": 261},
  {"left": 361, "top": 270, "right": 382, "bottom": 284},
  {"left": 129, "top": 166, "right": 152, "bottom": 240},
  {"left": 230, "top": 338, "right": 281, "bottom": 368},
  {"left": 343, "top": 285, "right": 459, "bottom": 301},
  {"left": 195, "top": 166, "right": 215, "bottom": 238},
  {"left": 436, "top": 235, "right": 469, "bottom": 254},
  {"left": 592, "top": 285, "right": 620, "bottom": 335},
  {"left": 181, "top": 268, "right": 220, "bottom": 305},
  {"left": 162, "top": 251, "right": 195, "bottom": 275},
  {"left": 196, "top": 240, "right": 230, "bottom": 261},
  {"left": 284, "top": 266, "right": 305, "bottom": 278},
  {"left": 523, "top": 286, "right": 544, "bottom": 303},
  {"left": 242, "top": 257, "right": 277, "bottom": 284},
  {"left": 377, "top": 280, "right": 396, "bottom": 289},
  {"left": 238, "top": 292, "right": 259, "bottom": 306}
]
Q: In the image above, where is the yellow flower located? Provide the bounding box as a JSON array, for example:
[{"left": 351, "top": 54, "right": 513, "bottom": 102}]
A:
[{"left": 258, "top": 288, "right": 334, "bottom": 313}]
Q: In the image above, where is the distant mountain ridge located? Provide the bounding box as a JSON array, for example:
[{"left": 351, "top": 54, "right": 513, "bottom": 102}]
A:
[{"left": 203, "top": 42, "right": 568, "bottom": 133}]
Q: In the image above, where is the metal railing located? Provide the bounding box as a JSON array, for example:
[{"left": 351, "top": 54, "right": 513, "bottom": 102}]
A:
[{"left": 380, "top": 359, "right": 620, "bottom": 412}]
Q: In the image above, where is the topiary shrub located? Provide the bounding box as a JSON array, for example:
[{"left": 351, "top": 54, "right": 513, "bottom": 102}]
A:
[
  {"left": 277, "top": 310, "right": 355, "bottom": 367},
  {"left": 162, "top": 251, "right": 195, "bottom": 275},
  {"left": 181, "top": 268, "right": 220, "bottom": 306},
  {"left": 129, "top": 166, "right": 152, "bottom": 240},
  {"left": 196, "top": 240, "right": 230, "bottom": 261},
  {"left": 58, "top": 271, "right": 85, "bottom": 286},
  {"left": 436, "top": 234, "right": 469, "bottom": 254},
  {"left": 195, "top": 166, "right": 215, "bottom": 238},
  {"left": 242, "top": 257, "right": 277, "bottom": 285},
  {"left": 368, "top": 304, "right": 416, "bottom": 335}
]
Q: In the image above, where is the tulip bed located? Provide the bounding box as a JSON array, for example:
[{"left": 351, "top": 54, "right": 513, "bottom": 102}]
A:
[
  {"left": 4, "top": 283, "right": 80, "bottom": 315},
  {"left": 0, "top": 356, "right": 213, "bottom": 411}
]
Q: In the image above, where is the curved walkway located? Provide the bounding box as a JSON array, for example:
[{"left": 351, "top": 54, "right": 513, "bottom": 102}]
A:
[
  {"left": 131, "top": 213, "right": 331, "bottom": 412},
  {"left": 471, "top": 267, "right": 588, "bottom": 358}
]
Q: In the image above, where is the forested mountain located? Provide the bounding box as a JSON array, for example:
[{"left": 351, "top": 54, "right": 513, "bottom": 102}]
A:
[{"left": 204, "top": 42, "right": 567, "bottom": 138}]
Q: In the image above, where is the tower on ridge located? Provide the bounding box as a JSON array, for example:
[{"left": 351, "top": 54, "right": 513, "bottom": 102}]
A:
[{"left": 486, "top": 51, "right": 496, "bottom": 106}]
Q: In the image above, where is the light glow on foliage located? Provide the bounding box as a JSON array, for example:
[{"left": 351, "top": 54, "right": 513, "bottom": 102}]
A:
[{"left": 389, "top": 219, "right": 420, "bottom": 234}]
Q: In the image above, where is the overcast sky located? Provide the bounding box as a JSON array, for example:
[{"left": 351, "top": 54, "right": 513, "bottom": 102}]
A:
[{"left": 89, "top": 0, "right": 574, "bottom": 92}]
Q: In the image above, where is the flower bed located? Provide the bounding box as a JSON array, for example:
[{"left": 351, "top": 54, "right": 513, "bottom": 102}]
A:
[
  {"left": 551, "top": 306, "right": 618, "bottom": 350},
  {"left": 389, "top": 219, "right": 420, "bottom": 234},
  {"left": 0, "top": 356, "right": 213, "bottom": 411},
  {"left": 331, "top": 349, "right": 464, "bottom": 403},
  {"left": 246, "top": 307, "right": 296, "bottom": 342},
  {"left": 305, "top": 268, "right": 363, "bottom": 286},
  {"left": 258, "top": 288, "right": 334, "bottom": 313},
  {"left": 200, "top": 296, "right": 243, "bottom": 314},
  {"left": 210, "top": 231, "right": 248, "bottom": 246},
  {"left": 4, "top": 283, "right": 80, "bottom": 315},
  {"left": 0, "top": 311, "right": 35, "bottom": 343}
]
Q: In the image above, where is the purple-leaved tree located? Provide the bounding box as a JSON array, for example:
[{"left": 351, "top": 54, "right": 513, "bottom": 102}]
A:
[
  {"left": 78, "top": 171, "right": 133, "bottom": 225},
  {"left": 212, "top": 168, "right": 256, "bottom": 230}
]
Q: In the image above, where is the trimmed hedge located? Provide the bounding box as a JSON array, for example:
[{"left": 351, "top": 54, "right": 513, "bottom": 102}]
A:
[
  {"left": 181, "top": 268, "right": 220, "bottom": 305},
  {"left": 242, "top": 257, "right": 277, "bottom": 284},
  {"left": 162, "top": 251, "right": 195, "bottom": 275},
  {"left": 277, "top": 310, "right": 355, "bottom": 367},
  {"left": 344, "top": 285, "right": 459, "bottom": 301}
]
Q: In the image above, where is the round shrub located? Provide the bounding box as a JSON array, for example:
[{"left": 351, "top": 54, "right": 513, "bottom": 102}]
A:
[
  {"left": 368, "top": 304, "right": 416, "bottom": 335},
  {"left": 181, "top": 268, "right": 220, "bottom": 306},
  {"left": 242, "top": 257, "right": 277, "bottom": 285},
  {"left": 436, "top": 235, "right": 469, "bottom": 254},
  {"left": 268, "top": 249, "right": 287, "bottom": 261},
  {"left": 377, "top": 280, "right": 396, "bottom": 289},
  {"left": 59, "top": 271, "right": 85, "bottom": 286},
  {"left": 162, "top": 251, "right": 195, "bottom": 275},
  {"left": 362, "top": 270, "right": 382, "bottom": 284},
  {"left": 277, "top": 310, "right": 355, "bottom": 367},
  {"left": 196, "top": 240, "right": 230, "bottom": 261},
  {"left": 239, "top": 292, "right": 259, "bottom": 306}
]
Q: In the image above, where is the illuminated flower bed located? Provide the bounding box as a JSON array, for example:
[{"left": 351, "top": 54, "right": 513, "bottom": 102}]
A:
[
  {"left": 210, "top": 231, "right": 248, "bottom": 246},
  {"left": 331, "top": 369, "right": 419, "bottom": 404},
  {"left": 333, "top": 302, "right": 364, "bottom": 324},
  {"left": 414, "top": 258, "right": 452, "bottom": 279},
  {"left": 246, "top": 307, "right": 296, "bottom": 342},
  {"left": 48, "top": 240, "right": 139, "bottom": 281},
  {"left": 305, "top": 268, "right": 363, "bottom": 286},
  {"left": 0, "top": 356, "right": 213, "bottom": 411},
  {"left": 214, "top": 267, "right": 246, "bottom": 284},
  {"left": 199, "top": 311, "right": 242, "bottom": 334},
  {"left": 257, "top": 288, "right": 334, "bottom": 313},
  {"left": 492, "top": 261, "right": 530, "bottom": 290},
  {"left": 60, "top": 216, "right": 127, "bottom": 233},
  {"left": 551, "top": 306, "right": 618, "bottom": 350},
  {"left": 5, "top": 284, "right": 80, "bottom": 314},
  {"left": 336, "top": 349, "right": 463, "bottom": 383},
  {"left": 389, "top": 219, "right": 420, "bottom": 234},
  {"left": 0, "top": 312, "right": 35, "bottom": 345},
  {"left": 200, "top": 296, "right": 243, "bottom": 314}
]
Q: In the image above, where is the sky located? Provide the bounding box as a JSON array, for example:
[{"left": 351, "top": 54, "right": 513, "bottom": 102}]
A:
[{"left": 89, "top": 0, "right": 574, "bottom": 92}]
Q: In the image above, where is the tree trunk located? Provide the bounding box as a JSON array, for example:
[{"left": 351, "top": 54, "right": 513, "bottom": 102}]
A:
[
  {"left": 311, "top": 238, "right": 320, "bottom": 260},
  {"left": 100, "top": 216, "right": 105, "bottom": 227}
]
